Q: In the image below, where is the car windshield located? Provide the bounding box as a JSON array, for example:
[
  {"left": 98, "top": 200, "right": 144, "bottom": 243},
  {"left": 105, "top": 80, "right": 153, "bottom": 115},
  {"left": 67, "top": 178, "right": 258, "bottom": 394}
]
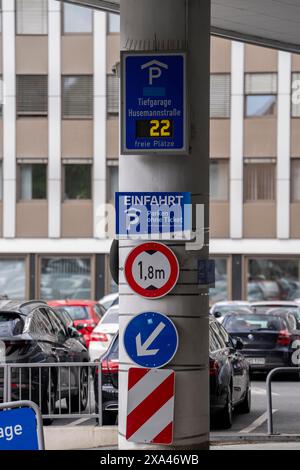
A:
[
  {"left": 101, "top": 309, "right": 119, "bottom": 325},
  {"left": 225, "top": 314, "right": 287, "bottom": 333},
  {"left": 56, "top": 306, "right": 89, "bottom": 321},
  {"left": 0, "top": 313, "right": 24, "bottom": 337}
]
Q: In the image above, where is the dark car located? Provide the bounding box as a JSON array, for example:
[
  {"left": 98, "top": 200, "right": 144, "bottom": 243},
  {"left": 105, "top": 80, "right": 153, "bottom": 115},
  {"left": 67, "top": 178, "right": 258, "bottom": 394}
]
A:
[
  {"left": 94, "top": 317, "right": 251, "bottom": 429},
  {"left": 209, "top": 317, "right": 251, "bottom": 428},
  {"left": 223, "top": 311, "right": 300, "bottom": 373},
  {"left": 0, "top": 300, "right": 90, "bottom": 417}
]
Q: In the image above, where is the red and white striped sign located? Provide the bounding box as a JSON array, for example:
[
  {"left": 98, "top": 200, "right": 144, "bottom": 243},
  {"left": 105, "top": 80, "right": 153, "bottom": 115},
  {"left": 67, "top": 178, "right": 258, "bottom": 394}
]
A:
[{"left": 126, "top": 367, "right": 175, "bottom": 445}]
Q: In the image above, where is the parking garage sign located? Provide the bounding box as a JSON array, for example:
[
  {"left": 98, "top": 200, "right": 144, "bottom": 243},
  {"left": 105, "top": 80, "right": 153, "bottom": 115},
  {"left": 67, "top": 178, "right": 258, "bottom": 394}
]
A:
[
  {"left": 121, "top": 52, "right": 187, "bottom": 155},
  {"left": 116, "top": 191, "right": 191, "bottom": 240},
  {"left": 0, "top": 407, "right": 41, "bottom": 450}
]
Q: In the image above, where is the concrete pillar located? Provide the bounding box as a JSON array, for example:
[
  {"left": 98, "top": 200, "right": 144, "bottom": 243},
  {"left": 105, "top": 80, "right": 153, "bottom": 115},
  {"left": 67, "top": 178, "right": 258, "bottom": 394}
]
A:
[{"left": 118, "top": 0, "right": 211, "bottom": 450}]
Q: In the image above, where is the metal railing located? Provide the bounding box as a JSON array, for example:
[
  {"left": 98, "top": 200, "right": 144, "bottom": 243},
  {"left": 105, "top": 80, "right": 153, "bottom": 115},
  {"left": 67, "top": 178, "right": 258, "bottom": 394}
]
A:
[
  {"left": 267, "top": 367, "right": 300, "bottom": 435},
  {"left": 0, "top": 362, "right": 102, "bottom": 425},
  {"left": 0, "top": 364, "right": 8, "bottom": 403}
]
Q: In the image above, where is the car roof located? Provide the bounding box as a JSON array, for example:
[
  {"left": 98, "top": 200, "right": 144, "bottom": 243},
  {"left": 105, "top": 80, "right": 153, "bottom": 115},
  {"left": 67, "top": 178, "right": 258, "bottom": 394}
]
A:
[
  {"left": 251, "top": 301, "right": 299, "bottom": 307},
  {"left": 0, "top": 300, "right": 48, "bottom": 316},
  {"left": 213, "top": 301, "right": 250, "bottom": 307},
  {"left": 48, "top": 300, "right": 97, "bottom": 307}
]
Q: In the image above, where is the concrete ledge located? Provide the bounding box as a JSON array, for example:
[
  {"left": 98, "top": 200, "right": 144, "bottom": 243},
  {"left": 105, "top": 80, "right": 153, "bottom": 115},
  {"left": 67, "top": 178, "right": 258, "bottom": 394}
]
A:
[
  {"left": 210, "top": 433, "right": 300, "bottom": 445},
  {"left": 44, "top": 426, "right": 118, "bottom": 450}
]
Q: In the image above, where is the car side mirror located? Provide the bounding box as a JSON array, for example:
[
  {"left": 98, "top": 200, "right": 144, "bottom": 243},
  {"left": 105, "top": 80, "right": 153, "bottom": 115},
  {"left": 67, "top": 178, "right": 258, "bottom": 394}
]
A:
[
  {"left": 214, "top": 311, "right": 222, "bottom": 319},
  {"left": 68, "top": 326, "right": 79, "bottom": 338},
  {"left": 232, "top": 337, "right": 244, "bottom": 350}
]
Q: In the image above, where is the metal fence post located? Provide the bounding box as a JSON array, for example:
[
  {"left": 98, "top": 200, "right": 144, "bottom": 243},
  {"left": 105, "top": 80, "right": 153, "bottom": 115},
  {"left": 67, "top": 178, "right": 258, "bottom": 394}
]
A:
[
  {"left": 3, "top": 364, "right": 7, "bottom": 403},
  {"left": 97, "top": 362, "right": 102, "bottom": 426},
  {"left": 266, "top": 367, "right": 300, "bottom": 435},
  {"left": 7, "top": 365, "right": 11, "bottom": 402}
]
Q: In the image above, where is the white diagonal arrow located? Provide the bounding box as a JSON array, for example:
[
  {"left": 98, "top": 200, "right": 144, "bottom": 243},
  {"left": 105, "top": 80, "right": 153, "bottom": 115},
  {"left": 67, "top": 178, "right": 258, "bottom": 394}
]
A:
[{"left": 136, "top": 322, "right": 166, "bottom": 357}]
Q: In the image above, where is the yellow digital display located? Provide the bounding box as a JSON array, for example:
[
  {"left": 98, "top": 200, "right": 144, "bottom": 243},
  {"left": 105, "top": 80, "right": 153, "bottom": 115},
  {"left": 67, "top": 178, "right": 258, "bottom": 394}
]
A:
[{"left": 136, "top": 119, "right": 174, "bottom": 138}]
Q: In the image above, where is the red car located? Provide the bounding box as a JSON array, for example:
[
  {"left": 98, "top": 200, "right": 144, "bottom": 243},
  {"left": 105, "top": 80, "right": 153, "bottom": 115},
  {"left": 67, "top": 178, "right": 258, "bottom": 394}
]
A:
[{"left": 48, "top": 300, "right": 105, "bottom": 347}]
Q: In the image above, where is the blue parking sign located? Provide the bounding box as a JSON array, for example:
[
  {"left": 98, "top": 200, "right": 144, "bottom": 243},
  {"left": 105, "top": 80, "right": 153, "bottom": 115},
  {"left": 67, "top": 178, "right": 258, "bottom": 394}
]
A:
[
  {"left": 0, "top": 407, "right": 40, "bottom": 450},
  {"left": 121, "top": 52, "right": 187, "bottom": 155}
]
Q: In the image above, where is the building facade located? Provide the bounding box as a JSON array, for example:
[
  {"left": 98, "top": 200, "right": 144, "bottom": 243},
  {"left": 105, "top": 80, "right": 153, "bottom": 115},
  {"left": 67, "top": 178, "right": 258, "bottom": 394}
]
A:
[{"left": 0, "top": 1, "right": 299, "bottom": 304}]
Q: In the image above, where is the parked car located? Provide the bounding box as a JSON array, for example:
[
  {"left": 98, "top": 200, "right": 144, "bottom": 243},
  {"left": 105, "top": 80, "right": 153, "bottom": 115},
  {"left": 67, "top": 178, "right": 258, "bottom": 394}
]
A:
[
  {"left": 210, "top": 301, "right": 252, "bottom": 323},
  {"left": 48, "top": 300, "right": 105, "bottom": 347},
  {"left": 99, "top": 293, "right": 119, "bottom": 311},
  {"left": 94, "top": 316, "right": 251, "bottom": 428},
  {"left": 251, "top": 301, "right": 300, "bottom": 328},
  {"left": 0, "top": 300, "right": 90, "bottom": 419},
  {"left": 89, "top": 305, "right": 119, "bottom": 361},
  {"left": 223, "top": 311, "right": 300, "bottom": 373}
]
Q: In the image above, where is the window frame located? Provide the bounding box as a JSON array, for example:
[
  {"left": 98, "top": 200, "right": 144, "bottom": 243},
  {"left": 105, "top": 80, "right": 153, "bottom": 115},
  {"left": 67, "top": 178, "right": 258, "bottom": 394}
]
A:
[
  {"left": 15, "top": 0, "right": 48, "bottom": 36},
  {"left": 291, "top": 71, "right": 300, "bottom": 118},
  {"left": 62, "top": 75, "right": 93, "bottom": 120},
  {"left": 107, "top": 12, "right": 120, "bottom": 34},
  {"left": 37, "top": 254, "right": 95, "bottom": 300},
  {"left": 209, "top": 158, "right": 229, "bottom": 202},
  {"left": 210, "top": 73, "right": 231, "bottom": 119},
  {"left": 17, "top": 162, "right": 48, "bottom": 202},
  {"left": 243, "top": 159, "right": 277, "bottom": 202},
  {"left": 62, "top": 162, "right": 93, "bottom": 201},
  {"left": 244, "top": 72, "right": 278, "bottom": 119},
  {"left": 16, "top": 74, "right": 48, "bottom": 117},
  {"left": 61, "top": 2, "right": 94, "bottom": 35},
  {"left": 291, "top": 158, "right": 300, "bottom": 202}
]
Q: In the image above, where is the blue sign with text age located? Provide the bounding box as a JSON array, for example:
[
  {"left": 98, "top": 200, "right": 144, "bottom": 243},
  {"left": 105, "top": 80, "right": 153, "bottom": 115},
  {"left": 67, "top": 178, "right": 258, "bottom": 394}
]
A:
[{"left": 0, "top": 407, "right": 39, "bottom": 450}]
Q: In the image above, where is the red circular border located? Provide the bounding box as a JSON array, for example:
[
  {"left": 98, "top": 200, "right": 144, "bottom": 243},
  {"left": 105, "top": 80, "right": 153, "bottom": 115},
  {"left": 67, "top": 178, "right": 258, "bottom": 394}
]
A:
[{"left": 124, "top": 242, "right": 179, "bottom": 299}]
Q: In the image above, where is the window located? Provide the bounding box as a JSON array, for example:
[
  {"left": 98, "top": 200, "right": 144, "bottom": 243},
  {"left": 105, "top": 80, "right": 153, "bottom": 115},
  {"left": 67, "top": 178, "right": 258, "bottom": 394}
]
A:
[
  {"left": 0, "top": 1, "right": 2, "bottom": 34},
  {"left": 210, "top": 160, "right": 229, "bottom": 201},
  {"left": 0, "top": 77, "right": 3, "bottom": 117},
  {"left": 245, "top": 73, "right": 277, "bottom": 117},
  {"left": 64, "top": 164, "right": 92, "bottom": 200},
  {"left": 0, "top": 161, "right": 3, "bottom": 201},
  {"left": 209, "top": 258, "right": 228, "bottom": 305},
  {"left": 244, "top": 159, "right": 276, "bottom": 201},
  {"left": 107, "top": 75, "right": 119, "bottom": 114},
  {"left": 63, "top": 3, "right": 93, "bottom": 34},
  {"left": 291, "top": 159, "right": 300, "bottom": 202},
  {"left": 19, "top": 164, "right": 47, "bottom": 200},
  {"left": 0, "top": 258, "right": 26, "bottom": 299},
  {"left": 17, "top": 76, "right": 48, "bottom": 116},
  {"left": 210, "top": 74, "right": 231, "bottom": 118},
  {"left": 62, "top": 76, "right": 93, "bottom": 118},
  {"left": 40, "top": 257, "right": 92, "bottom": 300},
  {"left": 247, "top": 258, "right": 299, "bottom": 301},
  {"left": 107, "top": 164, "right": 118, "bottom": 204},
  {"left": 16, "top": 0, "right": 48, "bottom": 35},
  {"left": 46, "top": 309, "right": 67, "bottom": 341},
  {"left": 292, "top": 72, "right": 300, "bottom": 117},
  {"left": 108, "top": 13, "right": 120, "bottom": 33}
]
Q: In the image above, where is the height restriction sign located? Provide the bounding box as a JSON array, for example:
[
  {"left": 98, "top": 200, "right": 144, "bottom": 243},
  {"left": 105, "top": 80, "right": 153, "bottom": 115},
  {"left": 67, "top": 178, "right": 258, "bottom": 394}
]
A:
[{"left": 124, "top": 242, "right": 179, "bottom": 299}]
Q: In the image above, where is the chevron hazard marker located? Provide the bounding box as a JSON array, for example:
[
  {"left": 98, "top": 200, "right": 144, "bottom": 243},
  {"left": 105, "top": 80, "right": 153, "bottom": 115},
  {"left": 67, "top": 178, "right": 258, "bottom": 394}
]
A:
[{"left": 126, "top": 368, "right": 175, "bottom": 444}]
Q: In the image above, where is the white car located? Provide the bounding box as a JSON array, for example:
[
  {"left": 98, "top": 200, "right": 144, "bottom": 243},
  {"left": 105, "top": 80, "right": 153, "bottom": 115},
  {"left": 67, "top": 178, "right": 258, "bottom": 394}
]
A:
[
  {"left": 99, "top": 292, "right": 119, "bottom": 311},
  {"left": 210, "top": 301, "right": 251, "bottom": 323},
  {"left": 89, "top": 305, "right": 119, "bottom": 361}
]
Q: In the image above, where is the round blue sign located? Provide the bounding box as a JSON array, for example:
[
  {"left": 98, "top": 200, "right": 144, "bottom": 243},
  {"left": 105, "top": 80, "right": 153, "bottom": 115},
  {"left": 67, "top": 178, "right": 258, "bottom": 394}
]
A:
[{"left": 123, "top": 312, "right": 179, "bottom": 368}]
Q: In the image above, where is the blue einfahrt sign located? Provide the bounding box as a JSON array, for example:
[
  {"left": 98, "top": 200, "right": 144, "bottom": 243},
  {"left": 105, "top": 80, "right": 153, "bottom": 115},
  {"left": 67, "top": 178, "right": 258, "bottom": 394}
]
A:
[
  {"left": 121, "top": 52, "right": 187, "bottom": 155},
  {"left": 0, "top": 407, "right": 40, "bottom": 450},
  {"left": 116, "top": 191, "right": 191, "bottom": 240},
  {"left": 124, "top": 312, "right": 179, "bottom": 368}
]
